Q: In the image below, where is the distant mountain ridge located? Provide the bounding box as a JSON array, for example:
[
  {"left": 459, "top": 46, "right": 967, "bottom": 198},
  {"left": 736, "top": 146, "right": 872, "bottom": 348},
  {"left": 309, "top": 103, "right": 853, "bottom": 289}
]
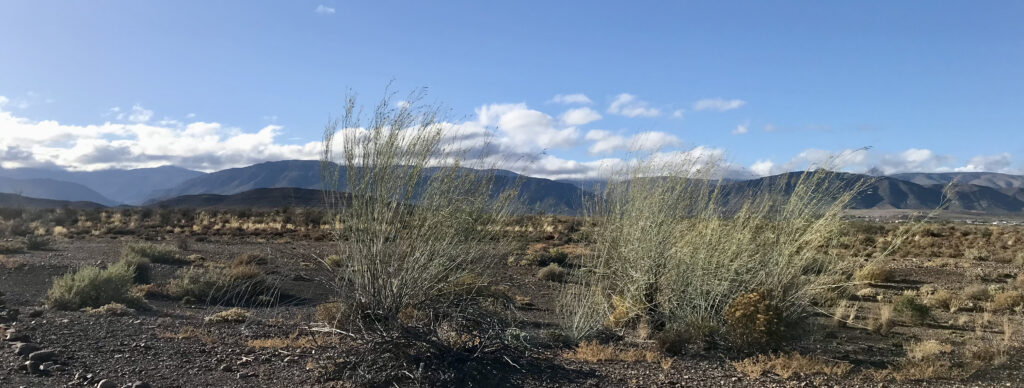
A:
[
  {"left": 0, "top": 192, "right": 106, "bottom": 209},
  {"left": 0, "top": 176, "right": 118, "bottom": 206},
  {"left": 0, "top": 166, "right": 204, "bottom": 205},
  {"left": 1, "top": 160, "right": 1022, "bottom": 215}
]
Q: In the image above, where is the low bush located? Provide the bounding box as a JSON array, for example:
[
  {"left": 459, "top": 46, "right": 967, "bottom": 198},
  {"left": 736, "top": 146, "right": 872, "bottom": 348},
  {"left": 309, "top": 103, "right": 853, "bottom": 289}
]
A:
[
  {"left": 893, "top": 294, "right": 930, "bottom": 325},
  {"left": 537, "top": 263, "right": 567, "bottom": 282},
  {"left": 204, "top": 307, "right": 252, "bottom": 323},
  {"left": 24, "top": 235, "right": 52, "bottom": 250},
  {"left": 46, "top": 263, "right": 146, "bottom": 310},
  {"left": 723, "top": 291, "right": 785, "bottom": 350},
  {"left": 232, "top": 252, "right": 268, "bottom": 266},
  {"left": 733, "top": 352, "right": 852, "bottom": 379},
  {"left": 0, "top": 241, "right": 24, "bottom": 254},
  {"left": 853, "top": 263, "right": 891, "bottom": 283},
  {"left": 122, "top": 241, "right": 184, "bottom": 264},
  {"left": 989, "top": 291, "right": 1024, "bottom": 312},
  {"left": 86, "top": 302, "right": 136, "bottom": 316},
  {"left": 117, "top": 255, "right": 152, "bottom": 284},
  {"left": 167, "top": 264, "right": 276, "bottom": 306}
]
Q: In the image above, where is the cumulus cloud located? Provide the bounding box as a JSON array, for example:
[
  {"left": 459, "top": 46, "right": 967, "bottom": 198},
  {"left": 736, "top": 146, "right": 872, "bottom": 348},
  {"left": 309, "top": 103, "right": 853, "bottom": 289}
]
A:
[
  {"left": 672, "top": 109, "right": 685, "bottom": 119},
  {"left": 954, "top": 153, "right": 1014, "bottom": 173},
  {"left": 315, "top": 5, "right": 335, "bottom": 14},
  {"left": 476, "top": 103, "right": 580, "bottom": 150},
  {"left": 584, "top": 129, "right": 681, "bottom": 154},
  {"left": 607, "top": 93, "right": 660, "bottom": 117},
  {"left": 745, "top": 147, "right": 1020, "bottom": 177},
  {"left": 732, "top": 123, "right": 748, "bottom": 135},
  {"left": 549, "top": 93, "right": 592, "bottom": 105},
  {"left": 692, "top": 98, "right": 746, "bottom": 112},
  {"left": 559, "top": 107, "right": 602, "bottom": 126}
]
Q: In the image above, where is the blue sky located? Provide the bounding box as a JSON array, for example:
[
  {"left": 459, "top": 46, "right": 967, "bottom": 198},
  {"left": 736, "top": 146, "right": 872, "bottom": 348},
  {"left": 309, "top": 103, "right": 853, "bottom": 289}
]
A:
[{"left": 1, "top": 1, "right": 1022, "bottom": 177}]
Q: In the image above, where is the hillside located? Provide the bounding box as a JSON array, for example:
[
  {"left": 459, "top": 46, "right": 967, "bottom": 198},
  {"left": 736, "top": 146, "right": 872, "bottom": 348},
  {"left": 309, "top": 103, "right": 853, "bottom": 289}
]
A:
[
  {"left": 0, "top": 193, "right": 107, "bottom": 209},
  {"left": 151, "top": 160, "right": 589, "bottom": 214},
  {"left": 0, "top": 166, "right": 204, "bottom": 205},
  {"left": 0, "top": 176, "right": 118, "bottom": 206},
  {"left": 148, "top": 187, "right": 326, "bottom": 209},
  {"left": 890, "top": 172, "right": 1024, "bottom": 191}
]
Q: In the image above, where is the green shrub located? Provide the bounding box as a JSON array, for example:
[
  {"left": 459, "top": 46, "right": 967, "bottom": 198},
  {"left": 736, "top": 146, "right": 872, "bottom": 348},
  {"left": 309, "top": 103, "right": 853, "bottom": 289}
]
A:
[
  {"left": 117, "top": 255, "right": 152, "bottom": 284},
  {"left": 122, "top": 241, "right": 184, "bottom": 264},
  {"left": 0, "top": 241, "right": 24, "bottom": 254},
  {"left": 24, "top": 235, "right": 52, "bottom": 250},
  {"left": 167, "top": 264, "right": 275, "bottom": 306},
  {"left": 46, "top": 263, "right": 145, "bottom": 310},
  {"left": 893, "top": 294, "right": 930, "bottom": 325}
]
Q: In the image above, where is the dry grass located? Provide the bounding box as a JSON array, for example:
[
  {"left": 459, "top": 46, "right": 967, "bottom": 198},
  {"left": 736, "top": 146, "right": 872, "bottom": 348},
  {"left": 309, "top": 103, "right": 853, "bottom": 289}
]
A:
[
  {"left": 853, "top": 263, "right": 891, "bottom": 283},
  {"left": 537, "top": 263, "right": 567, "bottom": 282},
  {"left": 868, "top": 304, "right": 895, "bottom": 335},
  {"left": 989, "top": 291, "right": 1024, "bottom": 312},
  {"left": 564, "top": 341, "right": 663, "bottom": 364},
  {"left": 86, "top": 302, "right": 136, "bottom": 316},
  {"left": 733, "top": 352, "right": 852, "bottom": 379},
  {"left": 204, "top": 307, "right": 252, "bottom": 323},
  {"left": 159, "top": 326, "right": 215, "bottom": 344},
  {"left": 246, "top": 332, "right": 337, "bottom": 349},
  {"left": 0, "top": 255, "right": 25, "bottom": 270}
]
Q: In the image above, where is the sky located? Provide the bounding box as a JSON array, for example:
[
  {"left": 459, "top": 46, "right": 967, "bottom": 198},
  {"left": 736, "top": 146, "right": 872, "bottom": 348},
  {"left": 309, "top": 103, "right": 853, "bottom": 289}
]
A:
[{"left": 1, "top": 1, "right": 1022, "bottom": 179}]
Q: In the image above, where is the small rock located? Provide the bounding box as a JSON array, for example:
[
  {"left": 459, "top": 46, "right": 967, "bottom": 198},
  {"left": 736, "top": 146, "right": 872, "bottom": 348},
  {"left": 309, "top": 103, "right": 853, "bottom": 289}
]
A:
[
  {"left": 40, "top": 362, "right": 54, "bottom": 370},
  {"left": 49, "top": 364, "right": 68, "bottom": 373},
  {"left": 219, "top": 364, "right": 233, "bottom": 372},
  {"left": 131, "top": 382, "right": 152, "bottom": 388},
  {"left": 23, "top": 361, "right": 40, "bottom": 375},
  {"left": 283, "top": 356, "right": 297, "bottom": 363},
  {"left": 24, "top": 308, "right": 43, "bottom": 318},
  {"left": 96, "top": 379, "right": 117, "bottom": 388},
  {"left": 13, "top": 343, "right": 41, "bottom": 356},
  {"left": 236, "top": 371, "right": 254, "bottom": 379},
  {"left": 4, "top": 331, "right": 30, "bottom": 342},
  {"left": 28, "top": 349, "right": 56, "bottom": 362}
]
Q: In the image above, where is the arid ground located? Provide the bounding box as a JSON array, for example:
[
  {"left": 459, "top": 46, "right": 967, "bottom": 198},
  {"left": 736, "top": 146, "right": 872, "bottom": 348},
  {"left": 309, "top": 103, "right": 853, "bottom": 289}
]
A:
[{"left": 2, "top": 209, "right": 1024, "bottom": 387}]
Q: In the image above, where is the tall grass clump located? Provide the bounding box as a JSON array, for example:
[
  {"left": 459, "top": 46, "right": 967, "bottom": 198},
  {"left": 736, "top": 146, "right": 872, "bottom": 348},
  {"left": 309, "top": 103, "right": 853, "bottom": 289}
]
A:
[
  {"left": 559, "top": 152, "right": 870, "bottom": 350},
  {"left": 320, "top": 90, "right": 519, "bottom": 339},
  {"left": 318, "top": 90, "right": 522, "bottom": 385}
]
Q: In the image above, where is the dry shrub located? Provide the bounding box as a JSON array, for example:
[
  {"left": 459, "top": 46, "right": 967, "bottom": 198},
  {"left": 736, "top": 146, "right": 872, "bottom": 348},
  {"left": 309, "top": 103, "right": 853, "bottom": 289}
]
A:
[
  {"left": 989, "top": 291, "right": 1024, "bottom": 312},
  {"left": 46, "top": 262, "right": 146, "bottom": 310},
  {"left": 884, "top": 340, "right": 958, "bottom": 381},
  {"left": 868, "top": 304, "right": 895, "bottom": 335},
  {"left": 906, "top": 340, "right": 952, "bottom": 361},
  {"left": 122, "top": 241, "right": 184, "bottom": 265},
  {"left": 233, "top": 252, "right": 268, "bottom": 266},
  {"left": 964, "top": 247, "right": 990, "bottom": 261},
  {"left": 560, "top": 155, "right": 871, "bottom": 348},
  {"left": 0, "top": 255, "right": 25, "bottom": 270},
  {"left": 853, "top": 263, "right": 890, "bottom": 283},
  {"left": 167, "top": 264, "right": 276, "bottom": 306},
  {"left": 925, "top": 289, "right": 954, "bottom": 310},
  {"left": 159, "top": 326, "right": 215, "bottom": 344},
  {"left": 564, "top": 341, "right": 662, "bottom": 363},
  {"left": 204, "top": 307, "right": 252, "bottom": 323},
  {"left": 86, "top": 302, "right": 136, "bottom": 316},
  {"left": 537, "top": 263, "right": 567, "bottom": 282},
  {"left": 964, "top": 284, "right": 991, "bottom": 301},
  {"left": 247, "top": 332, "right": 335, "bottom": 349},
  {"left": 733, "top": 352, "right": 852, "bottom": 379},
  {"left": 0, "top": 241, "right": 24, "bottom": 254},
  {"left": 319, "top": 90, "right": 518, "bottom": 346},
  {"left": 723, "top": 291, "right": 785, "bottom": 350},
  {"left": 117, "top": 254, "right": 152, "bottom": 284},
  {"left": 893, "top": 294, "right": 930, "bottom": 325}
]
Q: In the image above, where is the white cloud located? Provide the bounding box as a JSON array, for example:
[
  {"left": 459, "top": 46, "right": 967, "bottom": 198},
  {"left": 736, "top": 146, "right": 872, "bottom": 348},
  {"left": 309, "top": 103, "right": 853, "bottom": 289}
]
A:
[
  {"left": 749, "top": 160, "right": 775, "bottom": 176},
  {"left": 672, "top": 109, "right": 685, "bottom": 119},
  {"left": 954, "top": 153, "right": 1014, "bottom": 173},
  {"left": 584, "top": 129, "right": 681, "bottom": 154},
  {"left": 692, "top": 98, "right": 746, "bottom": 112},
  {"left": 607, "top": 93, "right": 660, "bottom": 117},
  {"left": 0, "top": 96, "right": 7, "bottom": 107},
  {"left": 315, "top": 5, "right": 335, "bottom": 14},
  {"left": 559, "top": 107, "right": 602, "bottom": 126},
  {"left": 476, "top": 103, "right": 580, "bottom": 150},
  {"left": 549, "top": 93, "right": 592, "bottom": 105},
  {"left": 732, "top": 123, "right": 748, "bottom": 135},
  {"left": 128, "top": 104, "right": 153, "bottom": 123}
]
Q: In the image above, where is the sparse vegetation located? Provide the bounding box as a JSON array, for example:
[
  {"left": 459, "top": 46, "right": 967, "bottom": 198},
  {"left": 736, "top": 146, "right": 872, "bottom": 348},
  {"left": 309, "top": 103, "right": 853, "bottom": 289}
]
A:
[
  {"left": 46, "top": 262, "right": 146, "bottom": 310},
  {"left": 167, "top": 264, "right": 276, "bottom": 306},
  {"left": 537, "top": 263, "right": 567, "bottom": 282},
  {"left": 123, "top": 241, "right": 185, "bottom": 264},
  {"left": 733, "top": 352, "right": 852, "bottom": 379},
  {"left": 204, "top": 307, "right": 252, "bottom": 323}
]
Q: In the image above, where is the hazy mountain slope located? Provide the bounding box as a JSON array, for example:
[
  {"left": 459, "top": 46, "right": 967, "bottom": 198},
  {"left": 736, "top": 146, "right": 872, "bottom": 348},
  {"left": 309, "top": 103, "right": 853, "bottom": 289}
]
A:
[
  {"left": 0, "top": 176, "right": 118, "bottom": 206},
  {"left": 149, "top": 188, "right": 326, "bottom": 209},
  {"left": 0, "top": 166, "right": 204, "bottom": 205},
  {"left": 891, "top": 172, "right": 1024, "bottom": 191},
  {"left": 0, "top": 193, "right": 106, "bottom": 209}
]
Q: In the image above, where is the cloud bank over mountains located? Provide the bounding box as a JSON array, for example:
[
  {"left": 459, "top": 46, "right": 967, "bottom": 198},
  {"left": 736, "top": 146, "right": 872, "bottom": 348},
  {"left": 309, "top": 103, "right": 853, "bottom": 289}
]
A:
[{"left": 0, "top": 94, "right": 1018, "bottom": 180}]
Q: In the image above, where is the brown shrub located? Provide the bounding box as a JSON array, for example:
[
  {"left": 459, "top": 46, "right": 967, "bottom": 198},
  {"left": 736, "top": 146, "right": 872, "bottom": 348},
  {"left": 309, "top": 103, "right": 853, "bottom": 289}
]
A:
[{"left": 723, "top": 291, "right": 784, "bottom": 350}]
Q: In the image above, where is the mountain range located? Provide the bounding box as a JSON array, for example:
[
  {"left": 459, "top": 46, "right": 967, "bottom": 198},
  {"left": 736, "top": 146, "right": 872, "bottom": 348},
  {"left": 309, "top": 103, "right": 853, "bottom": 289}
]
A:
[{"left": 0, "top": 160, "right": 1021, "bottom": 215}]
